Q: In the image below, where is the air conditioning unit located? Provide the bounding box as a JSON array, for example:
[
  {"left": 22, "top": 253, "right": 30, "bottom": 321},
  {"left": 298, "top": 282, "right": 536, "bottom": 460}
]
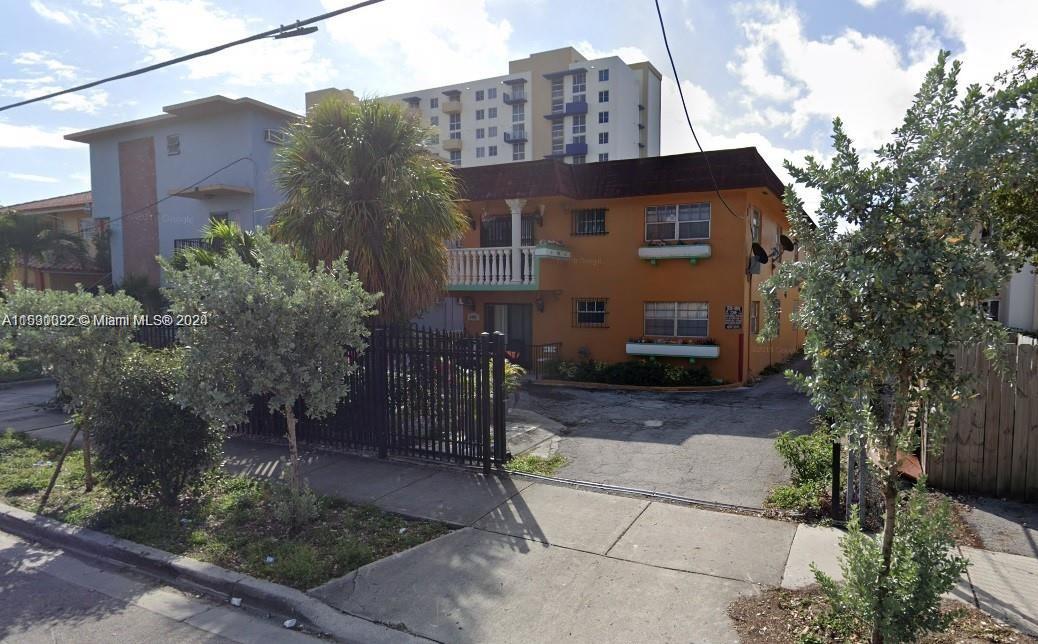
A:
[{"left": 264, "top": 128, "right": 286, "bottom": 145}]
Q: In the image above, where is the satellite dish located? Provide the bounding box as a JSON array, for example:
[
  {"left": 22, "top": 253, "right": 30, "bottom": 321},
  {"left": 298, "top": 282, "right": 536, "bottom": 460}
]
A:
[
  {"left": 780, "top": 235, "right": 795, "bottom": 252},
  {"left": 751, "top": 243, "right": 769, "bottom": 264}
]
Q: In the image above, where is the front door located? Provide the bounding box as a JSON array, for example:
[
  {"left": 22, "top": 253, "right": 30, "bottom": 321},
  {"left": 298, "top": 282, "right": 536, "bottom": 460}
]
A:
[{"left": 485, "top": 303, "right": 533, "bottom": 367}]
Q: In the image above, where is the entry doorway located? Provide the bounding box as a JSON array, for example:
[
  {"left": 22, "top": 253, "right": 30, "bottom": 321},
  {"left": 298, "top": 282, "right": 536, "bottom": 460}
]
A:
[{"left": 485, "top": 303, "right": 533, "bottom": 367}]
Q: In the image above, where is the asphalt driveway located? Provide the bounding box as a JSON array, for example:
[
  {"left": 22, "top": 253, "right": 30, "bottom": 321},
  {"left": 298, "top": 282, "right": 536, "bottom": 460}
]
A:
[{"left": 517, "top": 364, "right": 816, "bottom": 508}]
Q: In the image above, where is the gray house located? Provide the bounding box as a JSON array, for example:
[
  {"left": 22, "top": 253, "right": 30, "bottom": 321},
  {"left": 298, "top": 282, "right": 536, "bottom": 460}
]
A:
[{"left": 66, "top": 96, "right": 298, "bottom": 285}]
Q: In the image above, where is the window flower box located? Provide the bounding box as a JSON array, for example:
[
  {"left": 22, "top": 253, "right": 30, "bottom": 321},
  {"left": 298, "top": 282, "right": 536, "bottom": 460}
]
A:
[
  {"left": 625, "top": 341, "right": 719, "bottom": 359},
  {"left": 534, "top": 240, "right": 571, "bottom": 259},
  {"left": 638, "top": 243, "right": 711, "bottom": 264}
]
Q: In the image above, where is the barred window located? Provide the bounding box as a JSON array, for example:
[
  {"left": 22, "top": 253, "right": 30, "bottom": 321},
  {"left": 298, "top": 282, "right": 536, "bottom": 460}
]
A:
[
  {"left": 574, "top": 299, "right": 608, "bottom": 327},
  {"left": 572, "top": 209, "right": 607, "bottom": 235},
  {"left": 645, "top": 203, "right": 710, "bottom": 241},
  {"left": 644, "top": 302, "right": 708, "bottom": 337},
  {"left": 750, "top": 301, "right": 760, "bottom": 335}
]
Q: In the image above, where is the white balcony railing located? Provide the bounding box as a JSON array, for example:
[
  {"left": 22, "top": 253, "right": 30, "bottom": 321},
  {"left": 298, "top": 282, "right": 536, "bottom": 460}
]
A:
[{"left": 448, "top": 246, "right": 535, "bottom": 287}]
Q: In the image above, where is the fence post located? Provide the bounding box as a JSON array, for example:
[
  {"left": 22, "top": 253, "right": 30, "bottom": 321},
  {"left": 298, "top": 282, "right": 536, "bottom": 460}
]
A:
[
  {"left": 371, "top": 328, "right": 389, "bottom": 459},
  {"left": 491, "top": 331, "right": 507, "bottom": 464},
  {"left": 831, "top": 439, "right": 842, "bottom": 520},
  {"left": 479, "top": 332, "right": 492, "bottom": 474}
]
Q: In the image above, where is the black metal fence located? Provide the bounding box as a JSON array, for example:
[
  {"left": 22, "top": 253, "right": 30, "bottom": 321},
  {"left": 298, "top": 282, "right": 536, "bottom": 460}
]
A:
[{"left": 132, "top": 324, "right": 509, "bottom": 469}]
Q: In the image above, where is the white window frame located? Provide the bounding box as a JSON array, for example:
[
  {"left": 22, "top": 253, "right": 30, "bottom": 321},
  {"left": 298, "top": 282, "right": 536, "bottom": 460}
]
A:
[
  {"left": 476, "top": 109, "right": 485, "bottom": 121},
  {"left": 598, "top": 153, "right": 609, "bottom": 162},
  {"left": 644, "top": 203, "right": 711, "bottom": 241},
  {"left": 476, "top": 128, "right": 485, "bottom": 139},
  {"left": 598, "top": 90, "right": 609, "bottom": 103},
  {"left": 476, "top": 146, "right": 485, "bottom": 158},
  {"left": 512, "top": 143, "right": 525, "bottom": 161},
  {"left": 449, "top": 150, "right": 461, "bottom": 166},
  {"left": 488, "top": 107, "right": 497, "bottom": 119},
  {"left": 488, "top": 126, "right": 498, "bottom": 137},
  {"left": 572, "top": 114, "right": 586, "bottom": 135},
  {"left": 487, "top": 87, "right": 497, "bottom": 99},
  {"left": 430, "top": 97, "right": 438, "bottom": 108},
  {"left": 598, "top": 111, "right": 609, "bottom": 124},
  {"left": 488, "top": 145, "right": 497, "bottom": 157},
  {"left": 598, "top": 132, "right": 609, "bottom": 144},
  {"left": 572, "top": 71, "right": 586, "bottom": 94},
  {"left": 475, "top": 89, "right": 485, "bottom": 101},
  {"left": 598, "top": 69, "right": 609, "bottom": 82},
  {"left": 644, "top": 302, "right": 709, "bottom": 338}
]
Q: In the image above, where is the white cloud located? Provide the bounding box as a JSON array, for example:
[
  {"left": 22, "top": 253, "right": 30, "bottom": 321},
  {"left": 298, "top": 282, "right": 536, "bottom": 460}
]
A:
[
  {"left": 905, "top": 0, "right": 1038, "bottom": 84},
  {"left": 321, "top": 0, "right": 512, "bottom": 92},
  {"left": 112, "top": 0, "right": 334, "bottom": 87},
  {"left": 0, "top": 122, "right": 80, "bottom": 149},
  {"left": 856, "top": 0, "right": 882, "bottom": 7},
  {"left": 5, "top": 172, "right": 59, "bottom": 184},
  {"left": 29, "top": 0, "right": 72, "bottom": 24},
  {"left": 574, "top": 42, "right": 650, "bottom": 65},
  {"left": 29, "top": 0, "right": 111, "bottom": 32},
  {"left": 0, "top": 52, "right": 109, "bottom": 114},
  {"left": 728, "top": 2, "right": 939, "bottom": 150}
]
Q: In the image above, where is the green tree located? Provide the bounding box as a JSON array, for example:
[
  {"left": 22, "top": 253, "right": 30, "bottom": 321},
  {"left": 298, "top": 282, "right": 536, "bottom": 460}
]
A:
[
  {"left": 270, "top": 97, "right": 468, "bottom": 323},
  {"left": 2, "top": 286, "right": 142, "bottom": 508},
  {"left": 161, "top": 231, "right": 379, "bottom": 491},
  {"left": 0, "top": 212, "right": 87, "bottom": 288},
  {"left": 762, "top": 49, "right": 1036, "bottom": 643},
  {"left": 171, "top": 218, "right": 259, "bottom": 269}
]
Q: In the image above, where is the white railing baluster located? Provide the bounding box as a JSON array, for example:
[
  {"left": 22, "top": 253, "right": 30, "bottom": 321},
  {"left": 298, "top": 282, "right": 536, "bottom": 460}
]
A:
[{"left": 447, "top": 246, "right": 538, "bottom": 288}]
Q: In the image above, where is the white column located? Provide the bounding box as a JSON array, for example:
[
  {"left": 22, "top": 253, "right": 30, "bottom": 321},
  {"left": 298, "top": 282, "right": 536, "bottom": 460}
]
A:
[{"left": 505, "top": 198, "right": 526, "bottom": 284}]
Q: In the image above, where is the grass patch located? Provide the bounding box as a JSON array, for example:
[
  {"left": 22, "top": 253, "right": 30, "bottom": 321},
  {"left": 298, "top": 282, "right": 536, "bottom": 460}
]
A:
[
  {"left": 0, "top": 430, "right": 451, "bottom": 590},
  {"left": 505, "top": 453, "right": 568, "bottom": 476},
  {"left": 728, "top": 586, "right": 1034, "bottom": 643}
]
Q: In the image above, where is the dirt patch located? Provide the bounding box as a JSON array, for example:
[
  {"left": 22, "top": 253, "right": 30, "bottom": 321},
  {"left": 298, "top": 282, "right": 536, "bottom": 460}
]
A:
[
  {"left": 931, "top": 492, "right": 986, "bottom": 549},
  {"left": 728, "top": 586, "right": 1033, "bottom": 643}
]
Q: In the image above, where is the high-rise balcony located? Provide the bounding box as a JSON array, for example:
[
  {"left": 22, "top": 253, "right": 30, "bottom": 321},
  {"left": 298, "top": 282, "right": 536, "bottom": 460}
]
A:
[
  {"left": 447, "top": 242, "right": 570, "bottom": 290},
  {"left": 503, "top": 129, "right": 528, "bottom": 143},
  {"left": 564, "top": 101, "right": 588, "bottom": 115},
  {"left": 443, "top": 136, "right": 463, "bottom": 152},
  {"left": 441, "top": 100, "right": 462, "bottom": 114},
  {"left": 565, "top": 142, "right": 587, "bottom": 156},
  {"left": 502, "top": 91, "right": 527, "bottom": 104}
]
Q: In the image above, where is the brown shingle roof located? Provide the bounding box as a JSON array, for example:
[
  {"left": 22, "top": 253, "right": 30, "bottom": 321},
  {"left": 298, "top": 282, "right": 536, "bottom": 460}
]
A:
[
  {"left": 454, "top": 148, "right": 785, "bottom": 202},
  {"left": 5, "top": 191, "right": 92, "bottom": 213}
]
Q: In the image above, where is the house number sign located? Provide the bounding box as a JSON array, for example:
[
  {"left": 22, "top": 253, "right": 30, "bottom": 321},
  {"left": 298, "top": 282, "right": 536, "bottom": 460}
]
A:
[{"left": 725, "top": 305, "right": 743, "bottom": 330}]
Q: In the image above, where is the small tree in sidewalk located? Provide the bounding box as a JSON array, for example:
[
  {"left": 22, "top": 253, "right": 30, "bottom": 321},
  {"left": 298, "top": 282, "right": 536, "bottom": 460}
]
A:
[
  {"left": 1, "top": 286, "right": 142, "bottom": 509},
  {"left": 761, "top": 49, "right": 1037, "bottom": 643},
  {"left": 162, "top": 231, "right": 378, "bottom": 495}
]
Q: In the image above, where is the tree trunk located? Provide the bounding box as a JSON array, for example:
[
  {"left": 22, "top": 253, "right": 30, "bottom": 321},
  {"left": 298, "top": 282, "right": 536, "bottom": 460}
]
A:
[
  {"left": 871, "top": 431, "right": 899, "bottom": 644},
  {"left": 283, "top": 404, "right": 302, "bottom": 493},
  {"left": 81, "top": 423, "right": 94, "bottom": 492},
  {"left": 37, "top": 425, "right": 81, "bottom": 513}
]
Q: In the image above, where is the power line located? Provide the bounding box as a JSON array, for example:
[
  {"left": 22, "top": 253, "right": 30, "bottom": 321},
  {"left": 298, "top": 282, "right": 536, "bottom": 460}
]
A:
[
  {"left": 78, "top": 156, "right": 255, "bottom": 235},
  {"left": 653, "top": 0, "right": 743, "bottom": 219},
  {"left": 0, "top": 0, "right": 386, "bottom": 113}
]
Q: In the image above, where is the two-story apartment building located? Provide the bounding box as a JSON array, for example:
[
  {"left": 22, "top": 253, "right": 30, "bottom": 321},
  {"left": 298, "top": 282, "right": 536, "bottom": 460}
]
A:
[
  {"left": 65, "top": 96, "right": 298, "bottom": 285},
  {"left": 447, "top": 148, "right": 803, "bottom": 385},
  {"left": 3, "top": 190, "right": 107, "bottom": 290},
  {"left": 307, "top": 46, "right": 661, "bottom": 168}
]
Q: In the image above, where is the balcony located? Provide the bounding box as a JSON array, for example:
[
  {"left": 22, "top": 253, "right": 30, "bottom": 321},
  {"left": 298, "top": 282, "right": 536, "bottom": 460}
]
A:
[
  {"left": 502, "top": 91, "right": 527, "bottom": 104},
  {"left": 564, "top": 142, "right": 587, "bottom": 156},
  {"left": 441, "top": 100, "right": 462, "bottom": 114},
  {"left": 443, "top": 136, "right": 463, "bottom": 152},
  {"left": 503, "top": 129, "right": 528, "bottom": 143},
  {"left": 564, "top": 101, "right": 588, "bottom": 115},
  {"left": 448, "top": 242, "right": 570, "bottom": 290}
]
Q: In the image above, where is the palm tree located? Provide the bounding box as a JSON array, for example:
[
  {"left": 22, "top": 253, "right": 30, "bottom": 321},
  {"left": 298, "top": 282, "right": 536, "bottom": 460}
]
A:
[
  {"left": 270, "top": 97, "right": 468, "bottom": 323},
  {"left": 0, "top": 211, "right": 87, "bottom": 289},
  {"left": 171, "top": 218, "right": 259, "bottom": 269}
]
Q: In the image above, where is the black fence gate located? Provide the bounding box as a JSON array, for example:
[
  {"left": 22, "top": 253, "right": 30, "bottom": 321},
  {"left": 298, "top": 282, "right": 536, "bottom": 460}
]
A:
[{"left": 137, "top": 325, "right": 508, "bottom": 470}]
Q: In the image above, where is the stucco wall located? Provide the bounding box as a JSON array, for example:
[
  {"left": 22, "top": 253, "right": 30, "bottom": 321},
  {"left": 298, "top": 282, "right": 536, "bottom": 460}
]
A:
[{"left": 454, "top": 188, "right": 801, "bottom": 384}]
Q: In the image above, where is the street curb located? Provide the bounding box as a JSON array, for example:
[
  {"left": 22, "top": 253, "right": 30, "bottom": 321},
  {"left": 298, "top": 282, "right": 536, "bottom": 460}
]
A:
[
  {"left": 0, "top": 377, "right": 54, "bottom": 390},
  {"left": 0, "top": 500, "right": 431, "bottom": 644}
]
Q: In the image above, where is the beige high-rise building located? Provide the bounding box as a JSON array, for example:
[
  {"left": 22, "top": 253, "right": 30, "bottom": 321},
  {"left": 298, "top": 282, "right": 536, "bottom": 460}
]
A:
[{"left": 306, "top": 47, "right": 662, "bottom": 167}]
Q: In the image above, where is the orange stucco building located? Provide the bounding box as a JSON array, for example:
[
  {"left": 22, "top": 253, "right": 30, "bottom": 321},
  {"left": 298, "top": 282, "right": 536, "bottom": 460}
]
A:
[{"left": 447, "top": 148, "right": 803, "bottom": 385}]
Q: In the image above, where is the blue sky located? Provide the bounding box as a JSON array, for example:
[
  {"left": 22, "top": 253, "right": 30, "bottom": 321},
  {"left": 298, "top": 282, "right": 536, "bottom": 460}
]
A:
[{"left": 1, "top": 0, "right": 1035, "bottom": 210}]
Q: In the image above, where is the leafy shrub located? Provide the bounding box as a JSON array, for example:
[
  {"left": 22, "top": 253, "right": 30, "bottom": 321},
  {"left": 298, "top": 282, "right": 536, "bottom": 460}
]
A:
[
  {"left": 813, "top": 480, "right": 969, "bottom": 643},
  {"left": 766, "top": 428, "right": 833, "bottom": 512},
  {"left": 91, "top": 347, "right": 222, "bottom": 506},
  {"left": 118, "top": 273, "right": 167, "bottom": 312},
  {"left": 546, "top": 358, "right": 716, "bottom": 386},
  {"left": 502, "top": 360, "right": 525, "bottom": 395},
  {"left": 269, "top": 471, "right": 322, "bottom": 533}
]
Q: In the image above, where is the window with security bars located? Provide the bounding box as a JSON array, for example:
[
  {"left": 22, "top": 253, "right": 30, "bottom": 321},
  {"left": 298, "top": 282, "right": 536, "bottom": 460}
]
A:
[
  {"left": 572, "top": 209, "right": 607, "bottom": 235},
  {"left": 644, "top": 302, "right": 708, "bottom": 337},
  {"left": 573, "top": 299, "right": 608, "bottom": 327},
  {"left": 645, "top": 203, "right": 710, "bottom": 241}
]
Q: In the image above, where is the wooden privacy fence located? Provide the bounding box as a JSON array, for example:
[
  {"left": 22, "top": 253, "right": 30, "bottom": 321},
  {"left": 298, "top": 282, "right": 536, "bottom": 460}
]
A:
[
  {"left": 136, "top": 325, "right": 508, "bottom": 470},
  {"left": 926, "top": 343, "right": 1038, "bottom": 501}
]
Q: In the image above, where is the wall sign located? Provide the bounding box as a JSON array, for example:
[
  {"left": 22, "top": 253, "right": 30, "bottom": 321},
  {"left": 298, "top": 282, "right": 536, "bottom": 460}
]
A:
[
  {"left": 467, "top": 312, "right": 480, "bottom": 322},
  {"left": 725, "top": 305, "right": 743, "bottom": 330}
]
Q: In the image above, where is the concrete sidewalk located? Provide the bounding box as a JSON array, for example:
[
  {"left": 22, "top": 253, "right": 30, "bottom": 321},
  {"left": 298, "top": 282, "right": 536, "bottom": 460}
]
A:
[
  {"left": 3, "top": 381, "right": 1036, "bottom": 642},
  {"left": 781, "top": 524, "right": 1038, "bottom": 637}
]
